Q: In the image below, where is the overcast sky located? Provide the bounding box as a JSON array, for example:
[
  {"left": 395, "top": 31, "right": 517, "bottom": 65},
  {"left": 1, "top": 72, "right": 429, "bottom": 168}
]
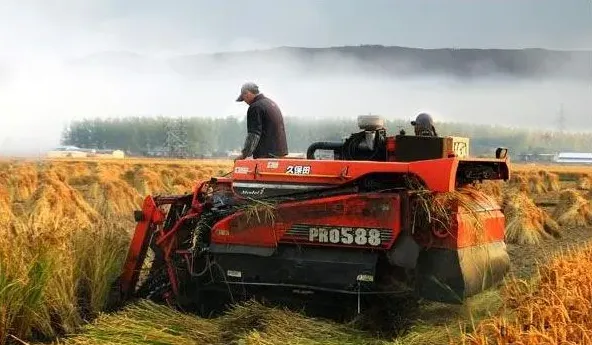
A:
[
  {"left": 1, "top": 0, "right": 591, "bottom": 60},
  {"left": 0, "top": 0, "right": 591, "bottom": 155}
]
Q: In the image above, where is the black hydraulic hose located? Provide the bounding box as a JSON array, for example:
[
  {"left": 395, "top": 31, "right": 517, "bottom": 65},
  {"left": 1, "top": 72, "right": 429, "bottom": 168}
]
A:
[{"left": 306, "top": 142, "right": 343, "bottom": 159}]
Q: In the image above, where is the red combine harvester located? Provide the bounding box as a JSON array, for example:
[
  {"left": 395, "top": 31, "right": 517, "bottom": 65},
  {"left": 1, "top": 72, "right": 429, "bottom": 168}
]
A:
[{"left": 117, "top": 115, "right": 511, "bottom": 317}]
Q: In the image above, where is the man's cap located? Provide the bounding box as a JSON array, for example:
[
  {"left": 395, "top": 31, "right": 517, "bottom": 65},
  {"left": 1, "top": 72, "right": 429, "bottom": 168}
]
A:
[
  {"left": 411, "top": 113, "right": 434, "bottom": 126},
  {"left": 236, "top": 82, "right": 260, "bottom": 102}
]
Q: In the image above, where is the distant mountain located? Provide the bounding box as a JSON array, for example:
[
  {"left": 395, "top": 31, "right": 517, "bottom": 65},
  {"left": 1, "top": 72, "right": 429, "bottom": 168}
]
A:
[
  {"left": 68, "top": 51, "right": 174, "bottom": 75},
  {"left": 70, "top": 45, "right": 592, "bottom": 81}
]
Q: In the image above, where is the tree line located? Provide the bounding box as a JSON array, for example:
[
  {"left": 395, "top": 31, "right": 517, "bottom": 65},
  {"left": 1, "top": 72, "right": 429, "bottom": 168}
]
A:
[{"left": 60, "top": 116, "right": 592, "bottom": 158}]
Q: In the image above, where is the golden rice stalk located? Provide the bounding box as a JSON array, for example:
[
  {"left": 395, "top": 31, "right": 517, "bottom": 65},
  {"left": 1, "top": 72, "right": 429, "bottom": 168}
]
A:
[
  {"left": 60, "top": 299, "right": 385, "bottom": 345},
  {"left": 509, "top": 173, "right": 529, "bottom": 193},
  {"left": 542, "top": 171, "right": 561, "bottom": 192},
  {"left": 457, "top": 243, "right": 592, "bottom": 344},
  {"left": 219, "top": 300, "right": 384, "bottom": 345},
  {"left": 552, "top": 189, "right": 592, "bottom": 227},
  {"left": 25, "top": 170, "right": 100, "bottom": 229},
  {"left": 471, "top": 181, "right": 504, "bottom": 205},
  {"left": 0, "top": 184, "right": 13, "bottom": 223},
  {"left": 577, "top": 174, "right": 591, "bottom": 191},
  {"left": 121, "top": 166, "right": 166, "bottom": 195},
  {"left": 6, "top": 163, "right": 39, "bottom": 201},
  {"left": 171, "top": 175, "right": 197, "bottom": 194},
  {"left": 60, "top": 300, "right": 221, "bottom": 345},
  {"left": 527, "top": 173, "right": 546, "bottom": 194},
  {"left": 89, "top": 179, "right": 141, "bottom": 217},
  {"left": 503, "top": 191, "right": 559, "bottom": 245},
  {"left": 236, "top": 198, "right": 278, "bottom": 227},
  {"left": 72, "top": 221, "right": 130, "bottom": 318},
  {"left": 410, "top": 185, "right": 492, "bottom": 244}
]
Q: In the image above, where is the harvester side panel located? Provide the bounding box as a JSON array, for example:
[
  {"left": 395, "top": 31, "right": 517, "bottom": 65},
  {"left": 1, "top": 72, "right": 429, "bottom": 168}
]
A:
[
  {"left": 232, "top": 158, "right": 454, "bottom": 191},
  {"left": 232, "top": 157, "right": 509, "bottom": 195},
  {"left": 454, "top": 209, "right": 505, "bottom": 248},
  {"left": 210, "top": 193, "right": 401, "bottom": 250}
]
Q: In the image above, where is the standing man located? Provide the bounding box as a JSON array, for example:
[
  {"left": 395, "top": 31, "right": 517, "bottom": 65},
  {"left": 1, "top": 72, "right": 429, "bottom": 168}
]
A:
[{"left": 234, "top": 82, "right": 288, "bottom": 160}]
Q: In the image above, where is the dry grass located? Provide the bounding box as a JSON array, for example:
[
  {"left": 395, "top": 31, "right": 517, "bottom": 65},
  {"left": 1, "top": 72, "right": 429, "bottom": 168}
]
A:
[
  {"left": 577, "top": 174, "right": 592, "bottom": 190},
  {"left": 471, "top": 181, "right": 504, "bottom": 204},
  {"left": 502, "top": 190, "right": 560, "bottom": 245},
  {"left": 527, "top": 173, "right": 546, "bottom": 194},
  {"left": 0, "top": 158, "right": 232, "bottom": 345},
  {"left": 540, "top": 170, "right": 561, "bottom": 192},
  {"left": 509, "top": 173, "right": 529, "bottom": 193},
  {"left": 457, "top": 243, "right": 592, "bottom": 345},
  {"left": 509, "top": 171, "right": 556, "bottom": 195},
  {"left": 513, "top": 163, "right": 592, "bottom": 175},
  {"left": 56, "top": 299, "right": 391, "bottom": 345},
  {"left": 552, "top": 189, "right": 592, "bottom": 227},
  {"left": 408, "top": 177, "right": 501, "bottom": 240},
  {"left": 52, "top": 284, "right": 507, "bottom": 345}
]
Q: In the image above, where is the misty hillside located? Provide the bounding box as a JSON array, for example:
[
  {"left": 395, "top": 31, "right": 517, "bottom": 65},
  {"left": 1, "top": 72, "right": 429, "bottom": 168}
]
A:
[{"left": 71, "top": 45, "right": 592, "bottom": 80}]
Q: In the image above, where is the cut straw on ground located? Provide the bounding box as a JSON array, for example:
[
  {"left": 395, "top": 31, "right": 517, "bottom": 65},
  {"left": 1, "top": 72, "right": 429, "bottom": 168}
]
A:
[
  {"left": 502, "top": 190, "right": 560, "bottom": 245},
  {"left": 552, "top": 188, "right": 592, "bottom": 227}
]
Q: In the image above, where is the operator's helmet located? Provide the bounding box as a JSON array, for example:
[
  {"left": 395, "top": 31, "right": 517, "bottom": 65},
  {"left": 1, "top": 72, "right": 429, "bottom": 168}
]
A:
[{"left": 411, "top": 113, "right": 437, "bottom": 136}]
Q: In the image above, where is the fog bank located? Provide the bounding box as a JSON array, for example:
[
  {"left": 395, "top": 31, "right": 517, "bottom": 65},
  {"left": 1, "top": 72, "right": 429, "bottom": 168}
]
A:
[{"left": 1, "top": 54, "right": 590, "bottom": 156}]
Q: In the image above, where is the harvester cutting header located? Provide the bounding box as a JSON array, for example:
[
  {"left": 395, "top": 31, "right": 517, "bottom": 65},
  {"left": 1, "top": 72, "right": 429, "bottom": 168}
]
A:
[{"left": 117, "top": 112, "right": 511, "bottom": 318}]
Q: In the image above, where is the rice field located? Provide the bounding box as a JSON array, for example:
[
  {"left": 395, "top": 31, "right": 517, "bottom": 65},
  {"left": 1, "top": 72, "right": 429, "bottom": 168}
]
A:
[
  {"left": 0, "top": 158, "right": 232, "bottom": 345},
  {"left": 2, "top": 158, "right": 592, "bottom": 345}
]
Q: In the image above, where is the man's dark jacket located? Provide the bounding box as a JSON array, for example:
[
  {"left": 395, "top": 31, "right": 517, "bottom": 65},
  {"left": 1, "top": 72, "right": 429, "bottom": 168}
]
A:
[{"left": 244, "top": 94, "right": 288, "bottom": 158}]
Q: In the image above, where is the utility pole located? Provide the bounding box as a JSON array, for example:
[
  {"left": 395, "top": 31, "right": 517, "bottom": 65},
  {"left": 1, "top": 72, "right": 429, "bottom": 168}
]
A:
[{"left": 556, "top": 103, "right": 566, "bottom": 132}]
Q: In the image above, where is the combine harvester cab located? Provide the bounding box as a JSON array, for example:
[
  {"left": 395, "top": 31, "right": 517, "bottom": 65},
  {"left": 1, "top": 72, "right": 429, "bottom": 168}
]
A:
[{"left": 118, "top": 115, "right": 511, "bottom": 315}]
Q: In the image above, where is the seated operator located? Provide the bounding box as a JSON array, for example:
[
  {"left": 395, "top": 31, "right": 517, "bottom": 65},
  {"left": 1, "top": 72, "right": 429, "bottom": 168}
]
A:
[{"left": 411, "top": 113, "right": 438, "bottom": 136}]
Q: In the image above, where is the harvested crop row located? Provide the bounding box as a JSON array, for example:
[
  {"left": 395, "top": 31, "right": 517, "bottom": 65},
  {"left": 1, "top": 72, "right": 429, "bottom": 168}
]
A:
[
  {"left": 508, "top": 170, "right": 561, "bottom": 195},
  {"left": 501, "top": 186, "right": 592, "bottom": 245}
]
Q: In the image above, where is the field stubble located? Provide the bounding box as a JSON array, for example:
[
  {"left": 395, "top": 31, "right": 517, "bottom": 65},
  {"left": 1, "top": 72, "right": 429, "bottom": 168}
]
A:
[{"left": 2, "top": 160, "right": 592, "bottom": 344}]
